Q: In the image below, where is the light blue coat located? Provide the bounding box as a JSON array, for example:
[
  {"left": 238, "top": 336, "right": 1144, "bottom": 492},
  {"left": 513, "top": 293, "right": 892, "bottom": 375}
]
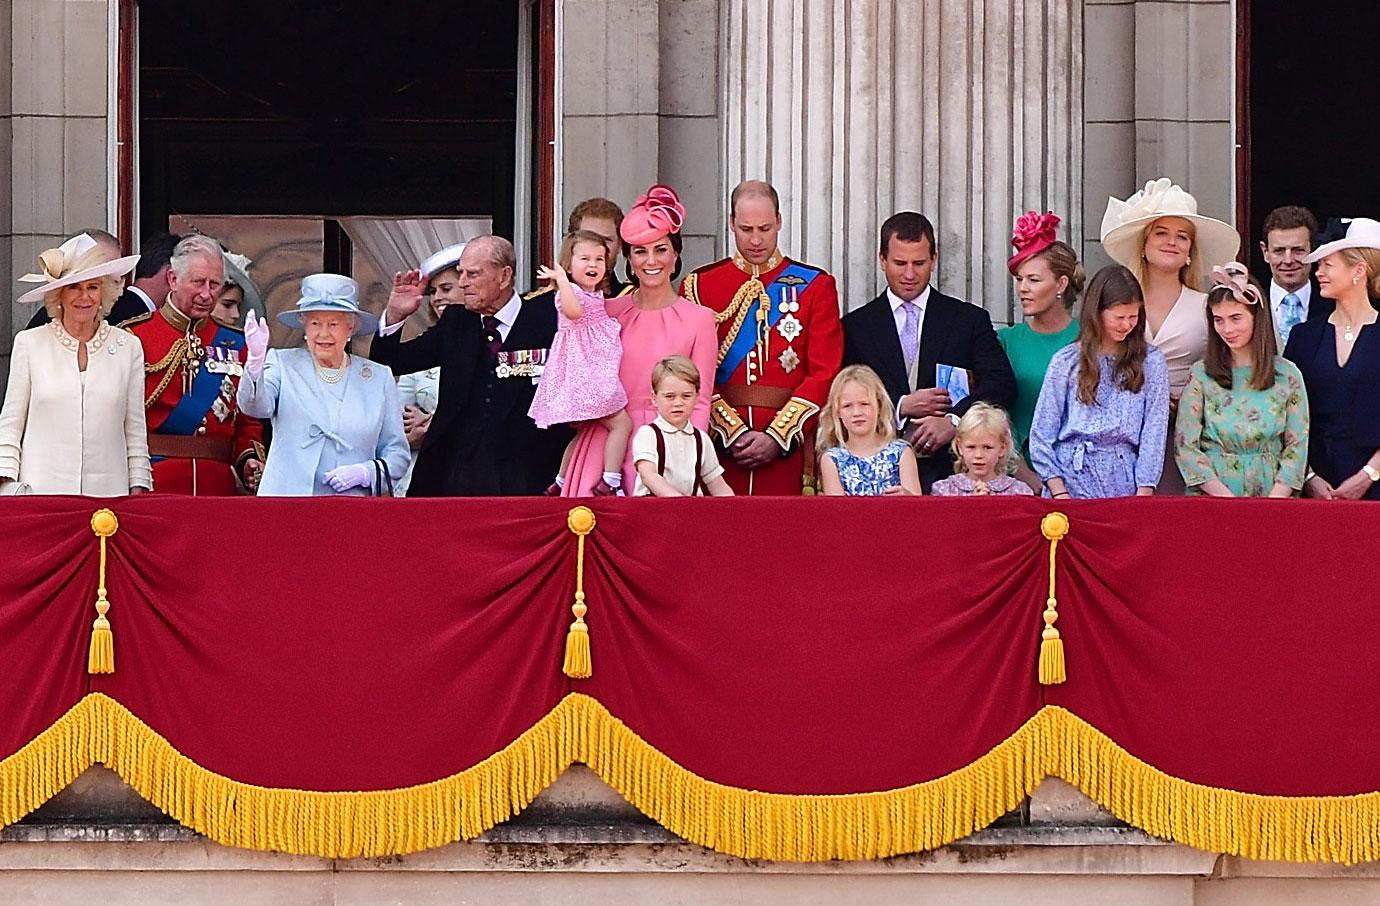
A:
[{"left": 238, "top": 348, "right": 410, "bottom": 496}]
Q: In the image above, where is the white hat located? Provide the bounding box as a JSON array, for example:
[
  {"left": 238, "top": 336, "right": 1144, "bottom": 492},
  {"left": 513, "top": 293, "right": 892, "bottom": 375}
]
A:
[
  {"left": 1099, "top": 178, "right": 1240, "bottom": 273},
  {"left": 276, "top": 273, "right": 378, "bottom": 336},
  {"left": 419, "top": 243, "right": 466, "bottom": 282},
  {"left": 1306, "top": 217, "right": 1380, "bottom": 263},
  {"left": 16, "top": 234, "right": 140, "bottom": 305}
]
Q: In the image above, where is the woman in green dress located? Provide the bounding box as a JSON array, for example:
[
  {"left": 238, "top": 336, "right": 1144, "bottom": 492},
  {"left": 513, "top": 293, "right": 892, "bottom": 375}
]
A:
[
  {"left": 998, "top": 212, "right": 1083, "bottom": 489},
  {"left": 1174, "top": 263, "right": 1309, "bottom": 497}
]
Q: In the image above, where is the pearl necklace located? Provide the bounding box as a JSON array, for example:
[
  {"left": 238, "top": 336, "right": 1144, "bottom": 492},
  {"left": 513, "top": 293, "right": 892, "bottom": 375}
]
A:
[{"left": 314, "top": 355, "right": 348, "bottom": 384}]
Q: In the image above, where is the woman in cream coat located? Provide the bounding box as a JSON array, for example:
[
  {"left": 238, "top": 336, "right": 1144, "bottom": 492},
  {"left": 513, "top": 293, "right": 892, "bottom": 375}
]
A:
[
  {"left": 1100, "top": 178, "right": 1240, "bottom": 493},
  {"left": 0, "top": 234, "right": 150, "bottom": 496},
  {"left": 237, "top": 273, "right": 410, "bottom": 496}
]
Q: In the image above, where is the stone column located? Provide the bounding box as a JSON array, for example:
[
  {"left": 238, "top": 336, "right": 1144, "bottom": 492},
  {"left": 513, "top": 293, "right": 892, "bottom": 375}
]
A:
[
  {"left": 1, "top": 0, "right": 14, "bottom": 389},
  {"left": 720, "top": 0, "right": 1083, "bottom": 322},
  {"left": 4, "top": 0, "right": 112, "bottom": 391},
  {"left": 1081, "top": 0, "right": 1235, "bottom": 272},
  {"left": 557, "top": 0, "right": 724, "bottom": 274}
]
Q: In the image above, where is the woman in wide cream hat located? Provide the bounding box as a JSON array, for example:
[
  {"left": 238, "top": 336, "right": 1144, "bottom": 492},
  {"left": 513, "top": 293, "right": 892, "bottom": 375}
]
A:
[
  {"left": 1100, "top": 178, "right": 1240, "bottom": 493},
  {"left": 0, "top": 233, "right": 150, "bottom": 495}
]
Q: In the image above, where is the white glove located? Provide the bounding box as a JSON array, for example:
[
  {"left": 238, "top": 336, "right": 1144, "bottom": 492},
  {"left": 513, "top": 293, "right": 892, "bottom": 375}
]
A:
[
  {"left": 323, "top": 462, "right": 372, "bottom": 493},
  {"left": 244, "top": 310, "right": 270, "bottom": 380}
]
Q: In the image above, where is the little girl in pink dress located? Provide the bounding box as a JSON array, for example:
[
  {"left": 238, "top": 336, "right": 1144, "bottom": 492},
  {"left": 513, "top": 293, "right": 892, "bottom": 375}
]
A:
[{"left": 529, "top": 230, "right": 632, "bottom": 495}]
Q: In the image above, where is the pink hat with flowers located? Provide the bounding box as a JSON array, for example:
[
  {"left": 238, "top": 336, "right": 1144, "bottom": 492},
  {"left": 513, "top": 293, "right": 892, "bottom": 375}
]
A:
[
  {"left": 1008, "top": 211, "right": 1062, "bottom": 275},
  {"left": 619, "top": 185, "right": 687, "bottom": 245}
]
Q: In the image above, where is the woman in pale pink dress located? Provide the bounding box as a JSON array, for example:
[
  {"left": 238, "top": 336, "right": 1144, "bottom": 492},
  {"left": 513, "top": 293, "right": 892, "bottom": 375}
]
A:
[{"left": 560, "top": 185, "right": 718, "bottom": 497}]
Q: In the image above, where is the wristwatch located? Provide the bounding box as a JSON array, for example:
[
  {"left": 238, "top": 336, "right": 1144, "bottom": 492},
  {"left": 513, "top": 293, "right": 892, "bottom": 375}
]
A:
[
  {"left": 1362, "top": 464, "right": 1380, "bottom": 483},
  {"left": 947, "top": 412, "right": 961, "bottom": 428}
]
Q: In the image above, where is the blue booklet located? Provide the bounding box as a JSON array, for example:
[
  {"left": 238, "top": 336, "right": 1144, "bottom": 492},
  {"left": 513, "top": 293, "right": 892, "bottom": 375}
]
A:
[{"left": 934, "top": 363, "right": 971, "bottom": 406}]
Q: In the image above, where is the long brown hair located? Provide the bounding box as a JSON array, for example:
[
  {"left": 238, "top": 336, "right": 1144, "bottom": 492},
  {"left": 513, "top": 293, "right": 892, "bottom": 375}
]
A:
[
  {"left": 1203, "top": 273, "right": 1277, "bottom": 391},
  {"left": 1076, "top": 266, "right": 1149, "bottom": 405}
]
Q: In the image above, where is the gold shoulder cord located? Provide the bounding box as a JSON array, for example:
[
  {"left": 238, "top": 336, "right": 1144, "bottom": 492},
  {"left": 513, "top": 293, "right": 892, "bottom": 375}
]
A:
[{"left": 143, "top": 338, "right": 190, "bottom": 409}]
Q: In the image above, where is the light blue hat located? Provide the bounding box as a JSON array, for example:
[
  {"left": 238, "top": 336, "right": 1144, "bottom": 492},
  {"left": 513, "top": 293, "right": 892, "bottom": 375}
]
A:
[{"left": 276, "top": 273, "right": 378, "bottom": 336}]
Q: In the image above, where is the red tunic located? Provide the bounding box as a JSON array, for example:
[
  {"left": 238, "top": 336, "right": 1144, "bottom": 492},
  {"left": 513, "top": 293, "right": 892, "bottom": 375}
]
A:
[
  {"left": 122, "top": 303, "right": 263, "bottom": 495},
  {"left": 682, "top": 252, "right": 843, "bottom": 495}
]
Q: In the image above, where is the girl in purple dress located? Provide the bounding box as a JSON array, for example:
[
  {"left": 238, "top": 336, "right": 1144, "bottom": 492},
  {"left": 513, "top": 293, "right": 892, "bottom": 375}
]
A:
[
  {"left": 529, "top": 230, "right": 632, "bottom": 496},
  {"left": 930, "top": 403, "right": 1034, "bottom": 496}
]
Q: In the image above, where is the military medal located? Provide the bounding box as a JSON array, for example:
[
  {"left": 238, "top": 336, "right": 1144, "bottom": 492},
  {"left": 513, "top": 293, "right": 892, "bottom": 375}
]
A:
[{"left": 779, "top": 347, "right": 800, "bottom": 374}]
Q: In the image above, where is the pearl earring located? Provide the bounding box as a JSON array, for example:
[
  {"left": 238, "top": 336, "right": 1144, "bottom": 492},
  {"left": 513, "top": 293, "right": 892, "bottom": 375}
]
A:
[
  {"left": 1354, "top": 276, "right": 1360, "bottom": 285},
  {"left": 1186, "top": 256, "right": 1192, "bottom": 266}
]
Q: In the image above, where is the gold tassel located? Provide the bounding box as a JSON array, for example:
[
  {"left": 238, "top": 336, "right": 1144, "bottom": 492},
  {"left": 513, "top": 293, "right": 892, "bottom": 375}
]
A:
[
  {"left": 1038, "top": 512, "right": 1069, "bottom": 685},
  {"left": 563, "top": 506, "right": 596, "bottom": 679},
  {"left": 88, "top": 509, "right": 120, "bottom": 674}
]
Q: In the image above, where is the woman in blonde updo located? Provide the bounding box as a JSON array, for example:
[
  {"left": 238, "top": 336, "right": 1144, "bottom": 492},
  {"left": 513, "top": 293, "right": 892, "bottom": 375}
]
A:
[{"left": 1284, "top": 218, "right": 1380, "bottom": 500}]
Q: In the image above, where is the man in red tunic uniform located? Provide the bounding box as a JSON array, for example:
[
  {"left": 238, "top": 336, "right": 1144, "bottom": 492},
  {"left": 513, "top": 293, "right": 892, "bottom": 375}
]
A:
[
  {"left": 121, "top": 235, "right": 264, "bottom": 495},
  {"left": 681, "top": 180, "right": 843, "bottom": 495}
]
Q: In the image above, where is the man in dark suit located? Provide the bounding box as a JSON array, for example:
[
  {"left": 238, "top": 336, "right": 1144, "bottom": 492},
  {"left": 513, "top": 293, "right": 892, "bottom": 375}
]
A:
[
  {"left": 842, "top": 212, "right": 1016, "bottom": 491},
  {"left": 370, "top": 235, "right": 570, "bottom": 496},
  {"left": 1260, "top": 206, "right": 1330, "bottom": 347},
  {"left": 26, "top": 231, "right": 180, "bottom": 330}
]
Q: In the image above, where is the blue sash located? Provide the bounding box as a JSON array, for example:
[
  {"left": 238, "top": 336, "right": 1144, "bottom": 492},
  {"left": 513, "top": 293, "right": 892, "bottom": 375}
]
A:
[
  {"left": 716, "top": 263, "right": 820, "bottom": 386},
  {"left": 156, "top": 325, "right": 246, "bottom": 437}
]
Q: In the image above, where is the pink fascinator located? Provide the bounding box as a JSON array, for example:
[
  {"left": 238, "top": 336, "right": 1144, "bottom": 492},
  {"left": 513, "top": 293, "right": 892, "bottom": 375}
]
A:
[
  {"left": 619, "top": 184, "right": 687, "bottom": 245},
  {"left": 1209, "top": 262, "right": 1263, "bottom": 307},
  {"left": 1007, "top": 211, "right": 1062, "bottom": 274}
]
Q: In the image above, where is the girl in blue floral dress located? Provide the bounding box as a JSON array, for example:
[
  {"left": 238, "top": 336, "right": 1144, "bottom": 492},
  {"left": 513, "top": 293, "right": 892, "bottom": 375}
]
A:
[{"left": 819, "top": 365, "right": 922, "bottom": 495}]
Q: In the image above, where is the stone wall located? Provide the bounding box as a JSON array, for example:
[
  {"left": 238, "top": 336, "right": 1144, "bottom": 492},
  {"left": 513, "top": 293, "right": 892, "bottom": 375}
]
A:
[
  {"left": 1082, "top": 0, "right": 1235, "bottom": 272},
  {"left": 559, "top": 0, "right": 724, "bottom": 276},
  {"left": 2, "top": 0, "right": 112, "bottom": 389}
]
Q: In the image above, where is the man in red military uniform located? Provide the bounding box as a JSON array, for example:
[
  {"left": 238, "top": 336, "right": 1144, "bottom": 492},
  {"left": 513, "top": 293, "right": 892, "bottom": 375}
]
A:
[
  {"left": 121, "top": 235, "right": 264, "bottom": 494},
  {"left": 681, "top": 180, "right": 843, "bottom": 495}
]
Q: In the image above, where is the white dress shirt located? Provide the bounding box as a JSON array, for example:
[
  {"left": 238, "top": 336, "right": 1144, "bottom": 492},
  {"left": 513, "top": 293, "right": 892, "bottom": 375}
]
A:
[
  {"left": 1270, "top": 280, "right": 1312, "bottom": 325},
  {"left": 888, "top": 285, "right": 931, "bottom": 359},
  {"left": 888, "top": 285, "right": 930, "bottom": 425},
  {"left": 630, "top": 416, "right": 724, "bottom": 496}
]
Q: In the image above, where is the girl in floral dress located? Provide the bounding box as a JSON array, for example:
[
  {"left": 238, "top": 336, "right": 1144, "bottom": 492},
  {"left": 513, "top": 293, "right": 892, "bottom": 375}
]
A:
[
  {"left": 1174, "top": 263, "right": 1309, "bottom": 497},
  {"left": 818, "top": 365, "right": 922, "bottom": 496},
  {"left": 530, "top": 230, "right": 633, "bottom": 496}
]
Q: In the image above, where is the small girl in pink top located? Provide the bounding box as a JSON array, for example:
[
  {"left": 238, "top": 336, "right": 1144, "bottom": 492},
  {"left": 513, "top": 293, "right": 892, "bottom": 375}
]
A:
[
  {"left": 529, "top": 230, "right": 632, "bottom": 496},
  {"left": 930, "top": 403, "right": 1035, "bottom": 496}
]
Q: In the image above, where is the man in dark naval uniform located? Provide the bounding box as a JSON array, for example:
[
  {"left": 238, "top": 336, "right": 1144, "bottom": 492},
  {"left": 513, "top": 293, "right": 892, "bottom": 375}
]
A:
[{"left": 370, "top": 235, "right": 570, "bottom": 496}]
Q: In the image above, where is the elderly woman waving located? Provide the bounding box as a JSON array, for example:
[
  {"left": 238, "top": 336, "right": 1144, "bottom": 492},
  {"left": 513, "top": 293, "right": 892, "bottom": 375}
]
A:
[{"left": 237, "top": 273, "right": 409, "bottom": 496}]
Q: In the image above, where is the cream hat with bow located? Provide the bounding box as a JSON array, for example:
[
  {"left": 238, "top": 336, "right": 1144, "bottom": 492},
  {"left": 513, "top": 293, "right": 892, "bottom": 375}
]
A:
[
  {"left": 16, "top": 234, "right": 140, "bottom": 305},
  {"left": 1305, "top": 217, "right": 1380, "bottom": 263},
  {"left": 1099, "top": 178, "right": 1240, "bottom": 273}
]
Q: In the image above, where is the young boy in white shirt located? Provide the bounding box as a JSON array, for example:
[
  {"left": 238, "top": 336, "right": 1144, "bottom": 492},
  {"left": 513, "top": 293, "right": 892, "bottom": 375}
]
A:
[{"left": 631, "top": 356, "right": 735, "bottom": 497}]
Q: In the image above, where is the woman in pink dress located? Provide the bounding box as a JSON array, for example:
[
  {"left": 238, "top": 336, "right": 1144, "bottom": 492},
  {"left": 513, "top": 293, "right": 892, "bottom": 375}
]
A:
[{"left": 561, "top": 185, "right": 718, "bottom": 497}]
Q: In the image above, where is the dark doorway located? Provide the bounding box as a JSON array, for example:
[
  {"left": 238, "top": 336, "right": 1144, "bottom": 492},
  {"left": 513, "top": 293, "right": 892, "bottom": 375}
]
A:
[
  {"left": 137, "top": 1, "right": 521, "bottom": 246},
  {"left": 1246, "top": 0, "right": 1380, "bottom": 270}
]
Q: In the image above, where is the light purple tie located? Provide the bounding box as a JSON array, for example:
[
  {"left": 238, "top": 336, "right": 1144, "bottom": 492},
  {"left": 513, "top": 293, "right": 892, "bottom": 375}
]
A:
[{"left": 900, "top": 301, "right": 920, "bottom": 369}]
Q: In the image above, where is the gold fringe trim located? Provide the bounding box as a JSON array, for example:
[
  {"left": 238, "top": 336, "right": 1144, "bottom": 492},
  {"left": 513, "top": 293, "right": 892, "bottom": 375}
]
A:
[{"left": 3, "top": 696, "right": 1379, "bottom": 863}]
